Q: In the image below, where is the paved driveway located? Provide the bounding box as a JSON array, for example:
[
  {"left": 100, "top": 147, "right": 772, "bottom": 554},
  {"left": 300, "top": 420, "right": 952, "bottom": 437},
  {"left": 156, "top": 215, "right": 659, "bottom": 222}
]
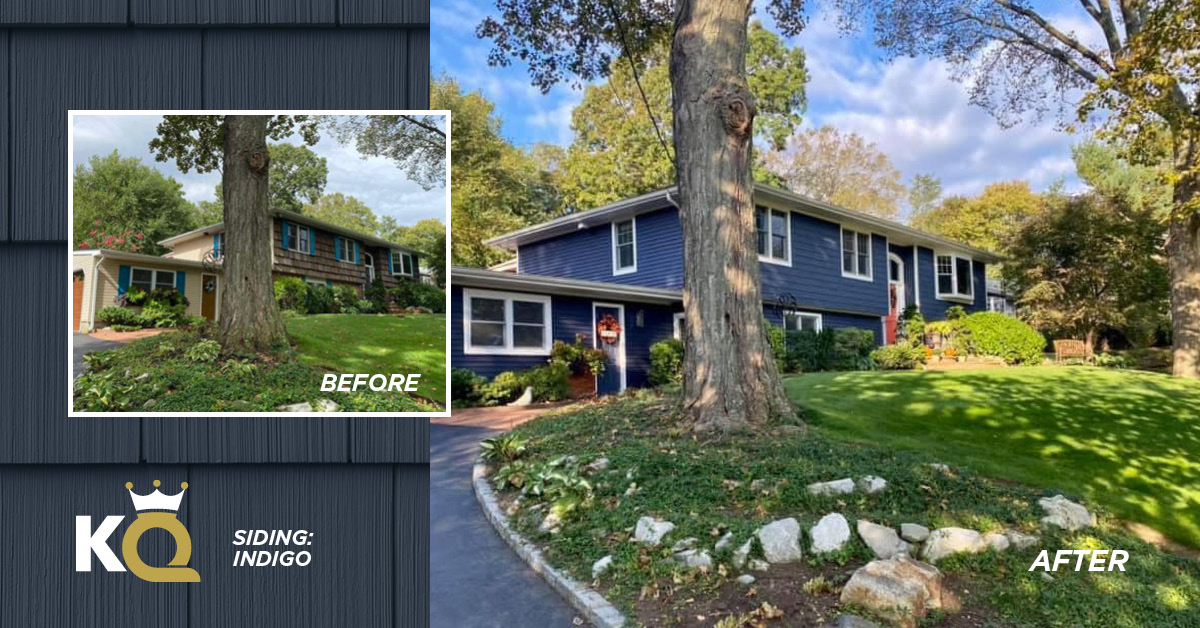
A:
[
  {"left": 431, "top": 424, "right": 583, "bottom": 627},
  {"left": 72, "top": 332, "right": 122, "bottom": 380}
]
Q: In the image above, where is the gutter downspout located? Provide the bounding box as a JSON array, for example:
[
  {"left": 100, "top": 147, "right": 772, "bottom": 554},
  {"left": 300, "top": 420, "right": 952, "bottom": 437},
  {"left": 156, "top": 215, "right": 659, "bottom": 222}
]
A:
[{"left": 88, "top": 252, "right": 102, "bottom": 331}]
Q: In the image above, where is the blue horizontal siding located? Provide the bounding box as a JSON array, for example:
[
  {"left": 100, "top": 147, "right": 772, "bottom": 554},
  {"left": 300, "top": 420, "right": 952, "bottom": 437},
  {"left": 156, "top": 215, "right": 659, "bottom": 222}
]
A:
[
  {"left": 761, "top": 214, "right": 888, "bottom": 316},
  {"left": 763, "top": 306, "right": 883, "bottom": 346},
  {"left": 451, "top": 285, "right": 678, "bottom": 390},
  {"left": 518, "top": 207, "right": 684, "bottom": 289},
  {"left": 915, "top": 247, "right": 988, "bottom": 320}
]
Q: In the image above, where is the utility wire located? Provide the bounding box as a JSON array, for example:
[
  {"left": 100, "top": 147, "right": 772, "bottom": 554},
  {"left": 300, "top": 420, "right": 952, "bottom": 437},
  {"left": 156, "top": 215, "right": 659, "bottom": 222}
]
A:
[{"left": 601, "top": 0, "right": 674, "bottom": 164}]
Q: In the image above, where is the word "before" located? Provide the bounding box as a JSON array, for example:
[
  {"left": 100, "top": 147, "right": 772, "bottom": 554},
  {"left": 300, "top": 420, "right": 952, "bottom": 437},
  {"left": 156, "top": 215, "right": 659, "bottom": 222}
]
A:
[{"left": 321, "top": 373, "right": 422, "bottom": 393}]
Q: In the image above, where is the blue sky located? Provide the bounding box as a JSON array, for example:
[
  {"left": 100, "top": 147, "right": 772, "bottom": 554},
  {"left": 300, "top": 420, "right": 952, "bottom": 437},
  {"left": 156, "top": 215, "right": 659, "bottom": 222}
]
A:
[
  {"left": 71, "top": 115, "right": 447, "bottom": 227},
  {"left": 433, "top": 2, "right": 1102, "bottom": 215}
]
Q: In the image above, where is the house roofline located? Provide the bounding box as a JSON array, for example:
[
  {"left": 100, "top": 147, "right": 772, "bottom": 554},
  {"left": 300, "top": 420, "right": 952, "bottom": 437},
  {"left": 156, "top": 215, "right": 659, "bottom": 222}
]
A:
[
  {"left": 82, "top": 248, "right": 223, "bottom": 271},
  {"left": 452, "top": 267, "right": 682, "bottom": 305},
  {"left": 485, "top": 184, "right": 1004, "bottom": 264},
  {"left": 157, "top": 210, "right": 426, "bottom": 257}
]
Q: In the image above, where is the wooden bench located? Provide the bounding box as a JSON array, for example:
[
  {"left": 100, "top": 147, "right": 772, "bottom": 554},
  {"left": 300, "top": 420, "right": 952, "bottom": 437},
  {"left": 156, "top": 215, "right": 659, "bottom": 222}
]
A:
[{"left": 1053, "top": 339, "right": 1089, "bottom": 362}]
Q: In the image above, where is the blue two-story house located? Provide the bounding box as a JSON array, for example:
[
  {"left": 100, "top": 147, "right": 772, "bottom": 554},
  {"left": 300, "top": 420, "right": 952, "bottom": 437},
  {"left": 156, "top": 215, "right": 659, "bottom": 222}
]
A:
[{"left": 451, "top": 184, "right": 1001, "bottom": 395}]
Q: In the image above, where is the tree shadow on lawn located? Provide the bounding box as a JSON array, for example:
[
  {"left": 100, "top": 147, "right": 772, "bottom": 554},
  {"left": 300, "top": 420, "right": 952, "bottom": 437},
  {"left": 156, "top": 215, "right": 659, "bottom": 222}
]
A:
[{"left": 787, "top": 366, "right": 1200, "bottom": 549}]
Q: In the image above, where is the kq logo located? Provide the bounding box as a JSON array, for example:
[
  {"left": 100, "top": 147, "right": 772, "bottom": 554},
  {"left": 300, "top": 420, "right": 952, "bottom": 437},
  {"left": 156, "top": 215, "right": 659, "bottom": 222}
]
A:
[{"left": 75, "top": 481, "right": 201, "bottom": 582}]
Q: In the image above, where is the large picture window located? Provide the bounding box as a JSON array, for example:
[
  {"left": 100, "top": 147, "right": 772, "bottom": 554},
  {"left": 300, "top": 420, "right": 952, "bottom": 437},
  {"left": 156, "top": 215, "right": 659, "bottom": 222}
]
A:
[
  {"left": 755, "top": 206, "right": 790, "bottom": 263},
  {"left": 131, "top": 267, "right": 176, "bottom": 292},
  {"left": 783, "top": 311, "right": 822, "bottom": 332},
  {"left": 841, "top": 228, "right": 872, "bottom": 280},
  {"left": 463, "top": 289, "right": 552, "bottom": 355},
  {"left": 935, "top": 253, "right": 975, "bottom": 300},
  {"left": 612, "top": 219, "right": 637, "bottom": 274}
]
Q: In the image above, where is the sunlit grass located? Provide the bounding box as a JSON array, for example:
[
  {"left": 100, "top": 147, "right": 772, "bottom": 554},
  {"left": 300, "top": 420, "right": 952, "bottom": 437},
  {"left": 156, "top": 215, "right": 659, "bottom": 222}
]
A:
[
  {"left": 286, "top": 313, "right": 446, "bottom": 403},
  {"left": 786, "top": 366, "right": 1200, "bottom": 549}
]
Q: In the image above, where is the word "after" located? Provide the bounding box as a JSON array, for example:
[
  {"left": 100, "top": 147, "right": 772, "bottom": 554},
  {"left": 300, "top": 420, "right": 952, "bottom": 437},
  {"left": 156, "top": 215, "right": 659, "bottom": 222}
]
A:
[{"left": 1029, "top": 549, "right": 1128, "bottom": 572}]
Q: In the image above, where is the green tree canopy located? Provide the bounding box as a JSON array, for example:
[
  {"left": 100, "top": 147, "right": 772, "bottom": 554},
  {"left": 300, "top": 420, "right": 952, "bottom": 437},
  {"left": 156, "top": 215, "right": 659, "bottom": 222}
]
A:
[
  {"left": 303, "top": 193, "right": 380, "bottom": 235},
  {"left": 762, "top": 125, "right": 906, "bottom": 219},
  {"left": 387, "top": 218, "right": 447, "bottom": 287},
  {"left": 910, "top": 180, "right": 1043, "bottom": 257},
  {"left": 907, "top": 173, "right": 942, "bottom": 218},
  {"left": 560, "top": 22, "right": 807, "bottom": 210},
  {"left": 266, "top": 143, "right": 328, "bottom": 212},
  {"left": 73, "top": 150, "right": 198, "bottom": 255}
]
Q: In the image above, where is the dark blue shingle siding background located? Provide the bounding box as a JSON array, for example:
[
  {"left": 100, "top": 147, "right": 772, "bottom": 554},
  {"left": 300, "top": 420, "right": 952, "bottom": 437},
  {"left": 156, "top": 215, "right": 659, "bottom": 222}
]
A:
[{"left": 0, "top": 4, "right": 430, "bottom": 626}]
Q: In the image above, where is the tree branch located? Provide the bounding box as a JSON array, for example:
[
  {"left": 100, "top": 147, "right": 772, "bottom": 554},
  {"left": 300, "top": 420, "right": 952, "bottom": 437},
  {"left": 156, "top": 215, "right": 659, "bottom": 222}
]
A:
[
  {"left": 1085, "top": 0, "right": 1125, "bottom": 60},
  {"left": 400, "top": 115, "right": 446, "bottom": 138},
  {"left": 992, "top": 0, "right": 1114, "bottom": 73},
  {"left": 976, "top": 16, "right": 1100, "bottom": 84}
]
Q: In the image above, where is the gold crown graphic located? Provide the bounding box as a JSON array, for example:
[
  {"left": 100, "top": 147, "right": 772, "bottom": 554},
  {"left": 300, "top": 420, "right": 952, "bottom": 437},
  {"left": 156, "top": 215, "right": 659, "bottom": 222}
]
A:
[{"left": 125, "top": 480, "right": 189, "bottom": 512}]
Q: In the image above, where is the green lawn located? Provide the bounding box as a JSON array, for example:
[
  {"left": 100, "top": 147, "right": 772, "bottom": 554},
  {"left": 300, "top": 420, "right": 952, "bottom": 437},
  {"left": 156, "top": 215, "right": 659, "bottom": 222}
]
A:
[
  {"left": 286, "top": 313, "right": 446, "bottom": 404},
  {"left": 786, "top": 366, "right": 1200, "bottom": 549}
]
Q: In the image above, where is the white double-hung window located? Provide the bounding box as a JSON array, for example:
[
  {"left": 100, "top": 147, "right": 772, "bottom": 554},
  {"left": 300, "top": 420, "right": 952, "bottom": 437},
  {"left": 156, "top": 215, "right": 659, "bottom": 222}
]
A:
[
  {"left": 756, "top": 206, "right": 790, "bottom": 263},
  {"left": 284, "top": 222, "right": 311, "bottom": 253},
  {"left": 935, "top": 253, "right": 974, "bottom": 300},
  {"left": 840, "top": 228, "right": 872, "bottom": 280},
  {"left": 783, "top": 311, "right": 822, "bottom": 332},
  {"left": 392, "top": 251, "right": 415, "bottom": 276},
  {"left": 612, "top": 219, "right": 637, "bottom": 275},
  {"left": 463, "top": 289, "right": 552, "bottom": 355},
  {"left": 131, "top": 267, "right": 176, "bottom": 292}
]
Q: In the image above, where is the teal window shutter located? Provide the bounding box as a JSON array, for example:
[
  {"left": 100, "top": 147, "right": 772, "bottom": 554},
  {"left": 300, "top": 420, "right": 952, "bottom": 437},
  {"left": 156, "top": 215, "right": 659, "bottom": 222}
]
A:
[
  {"left": 309, "top": 229, "right": 316, "bottom": 255},
  {"left": 282, "top": 219, "right": 290, "bottom": 249},
  {"left": 388, "top": 249, "right": 394, "bottom": 274},
  {"left": 213, "top": 233, "right": 219, "bottom": 257},
  {"left": 176, "top": 271, "right": 186, "bottom": 293},
  {"left": 354, "top": 241, "right": 361, "bottom": 265},
  {"left": 117, "top": 265, "right": 131, "bottom": 293},
  {"left": 326, "top": 280, "right": 332, "bottom": 288},
  {"left": 335, "top": 237, "right": 341, "bottom": 260}
]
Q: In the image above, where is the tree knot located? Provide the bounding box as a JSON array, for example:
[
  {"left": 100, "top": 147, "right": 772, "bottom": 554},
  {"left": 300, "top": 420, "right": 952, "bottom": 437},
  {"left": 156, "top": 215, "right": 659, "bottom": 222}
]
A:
[
  {"left": 709, "top": 80, "right": 756, "bottom": 138},
  {"left": 248, "top": 151, "right": 269, "bottom": 175}
]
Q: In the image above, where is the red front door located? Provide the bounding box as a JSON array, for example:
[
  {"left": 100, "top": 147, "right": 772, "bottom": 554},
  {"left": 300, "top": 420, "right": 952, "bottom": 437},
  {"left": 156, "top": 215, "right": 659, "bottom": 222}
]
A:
[{"left": 884, "top": 284, "right": 899, "bottom": 344}]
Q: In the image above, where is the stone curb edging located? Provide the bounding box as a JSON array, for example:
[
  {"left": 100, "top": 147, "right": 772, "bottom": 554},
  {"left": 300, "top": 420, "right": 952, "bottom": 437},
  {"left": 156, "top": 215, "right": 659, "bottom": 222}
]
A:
[{"left": 472, "top": 460, "right": 627, "bottom": 628}]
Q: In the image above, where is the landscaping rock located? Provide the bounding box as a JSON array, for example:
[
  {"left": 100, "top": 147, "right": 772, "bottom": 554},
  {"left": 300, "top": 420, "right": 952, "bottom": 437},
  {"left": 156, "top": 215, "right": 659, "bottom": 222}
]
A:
[
  {"left": 585, "top": 457, "right": 609, "bottom": 473},
  {"left": 749, "top": 559, "right": 770, "bottom": 571},
  {"left": 732, "top": 539, "right": 752, "bottom": 569},
  {"left": 757, "top": 518, "right": 804, "bottom": 563},
  {"left": 134, "top": 372, "right": 150, "bottom": 381},
  {"left": 807, "top": 478, "right": 855, "bottom": 496},
  {"left": 858, "top": 520, "right": 910, "bottom": 559},
  {"left": 750, "top": 479, "right": 767, "bottom": 492},
  {"left": 983, "top": 532, "right": 1010, "bottom": 552},
  {"left": 900, "top": 523, "right": 930, "bottom": 543},
  {"left": 1038, "top": 495, "right": 1095, "bottom": 531},
  {"left": 857, "top": 475, "right": 888, "bottom": 494},
  {"left": 835, "top": 615, "right": 885, "bottom": 628},
  {"left": 673, "top": 549, "right": 712, "bottom": 570},
  {"left": 736, "top": 574, "right": 756, "bottom": 585},
  {"left": 810, "top": 513, "right": 852, "bottom": 553},
  {"left": 715, "top": 532, "right": 735, "bottom": 552},
  {"left": 1004, "top": 530, "right": 1041, "bottom": 550},
  {"left": 312, "top": 398, "right": 339, "bottom": 412},
  {"left": 633, "top": 516, "right": 675, "bottom": 546},
  {"left": 142, "top": 399, "right": 156, "bottom": 408},
  {"left": 839, "top": 556, "right": 944, "bottom": 628},
  {"left": 228, "top": 400, "right": 254, "bottom": 410},
  {"left": 276, "top": 401, "right": 313, "bottom": 412},
  {"left": 921, "top": 528, "right": 986, "bottom": 563},
  {"left": 592, "top": 555, "right": 613, "bottom": 579},
  {"left": 670, "top": 537, "right": 698, "bottom": 552},
  {"left": 927, "top": 463, "right": 952, "bottom": 473},
  {"left": 539, "top": 512, "right": 562, "bottom": 533},
  {"left": 507, "top": 386, "right": 534, "bottom": 407}
]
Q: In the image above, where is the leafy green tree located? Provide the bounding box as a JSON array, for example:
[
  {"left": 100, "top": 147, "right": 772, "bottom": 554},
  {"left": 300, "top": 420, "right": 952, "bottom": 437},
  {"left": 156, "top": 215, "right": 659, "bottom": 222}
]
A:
[
  {"left": 72, "top": 151, "right": 198, "bottom": 256},
  {"left": 560, "top": 23, "right": 807, "bottom": 210},
  {"left": 908, "top": 173, "right": 942, "bottom": 218},
  {"left": 388, "top": 218, "right": 447, "bottom": 287},
  {"left": 323, "top": 115, "right": 446, "bottom": 190},
  {"left": 762, "top": 125, "right": 906, "bottom": 219},
  {"left": 911, "top": 181, "right": 1043, "bottom": 260},
  {"left": 432, "top": 75, "right": 561, "bottom": 268},
  {"left": 825, "top": 0, "right": 1200, "bottom": 376},
  {"left": 304, "top": 193, "right": 380, "bottom": 234},
  {"left": 150, "top": 115, "right": 320, "bottom": 352},
  {"left": 267, "top": 143, "right": 328, "bottom": 212}
]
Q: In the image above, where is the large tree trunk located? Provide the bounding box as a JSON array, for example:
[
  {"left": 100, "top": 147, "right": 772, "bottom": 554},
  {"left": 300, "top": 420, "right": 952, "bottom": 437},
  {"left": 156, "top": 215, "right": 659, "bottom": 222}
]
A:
[
  {"left": 1168, "top": 135, "right": 1200, "bottom": 378},
  {"left": 219, "top": 115, "right": 289, "bottom": 353},
  {"left": 670, "top": 0, "right": 794, "bottom": 431}
]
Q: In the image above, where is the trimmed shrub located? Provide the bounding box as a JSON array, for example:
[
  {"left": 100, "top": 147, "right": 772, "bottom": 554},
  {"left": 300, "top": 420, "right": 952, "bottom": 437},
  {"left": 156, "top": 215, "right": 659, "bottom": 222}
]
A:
[
  {"left": 274, "top": 277, "right": 309, "bottom": 313},
  {"left": 766, "top": 322, "right": 786, "bottom": 371},
  {"left": 365, "top": 279, "right": 389, "bottom": 313},
  {"left": 831, "top": 328, "right": 876, "bottom": 370},
  {"left": 303, "top": 284, "right": 336, "bottom": 314},
  {"left": 391, "top": 281, "right": 445, "bottom": 313},
  {"left": 355, "top": 299, "right": 376, "bottom": 313},
  {"left": 523, "top": 363, "right": 571, "bottom": 402},
  {"left": 785, "top": 328, "right": 875, "bottom": 373},
  {"left": 139, "top": 300, "right": 187, "bottom": 328},
  {"left": 871, "top": 344, "right": 926, "bottom": 370},
  {"left": 958, "top": 312, "right": 1046, "bottom": 364},
  {"left": 480, "top": 371, "right": 525, "bottom": 406},
  {"left": 331, "top": 284, "right": 358, "bottom": 312},
  {"left": 97, "top": 306, "right": 143, "bottom": 328},
  {"left": 648, "top": 338, "right": 684, "bottom": 387},
  {"left": 549, "top": 335, "right": 606, "bottom": 378},
  {"left": 451, "top": 368, "right": 487, "bottom": 403}
]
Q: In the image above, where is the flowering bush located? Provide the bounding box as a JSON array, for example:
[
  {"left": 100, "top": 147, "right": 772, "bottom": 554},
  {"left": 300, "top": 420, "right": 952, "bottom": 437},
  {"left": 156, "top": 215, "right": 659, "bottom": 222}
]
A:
[{"left": 78, "top": 221, "right": 147, "bottom": 253}]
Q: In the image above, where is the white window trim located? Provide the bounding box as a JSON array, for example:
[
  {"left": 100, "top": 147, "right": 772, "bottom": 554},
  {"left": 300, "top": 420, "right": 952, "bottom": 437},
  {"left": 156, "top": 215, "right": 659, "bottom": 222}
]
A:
[
  {"left": 611, "top": 218, "right": 638, "bottom": 276},
  {"left": 285, "top": 224, "right": 311, "bottom": 254},
  {"left": 462, "top": 288, "right": 553, "bottom": 356},
  {"left": 783, "top": 310, "right": 823, "bottom": 333},
  {"left": 672, "top": 312, "right": 685, "bottom": 340},
  {"left": 130, "top": 267, "right": 177, "bottom": 292},
  {"left": 934, "top": 251, "right": 975, "bottom": 302},
  {"left": 336, "top": 236, "right": 356, "bottom": 264},
  {"left": 840, "top": 226, "right": 874, "bottom": 281},
  {"left": 392, "top": 251, "right": 415, "bottom": 276},
  {"left": 757, "top": 206, "right": 792, "bottom": 266}
]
